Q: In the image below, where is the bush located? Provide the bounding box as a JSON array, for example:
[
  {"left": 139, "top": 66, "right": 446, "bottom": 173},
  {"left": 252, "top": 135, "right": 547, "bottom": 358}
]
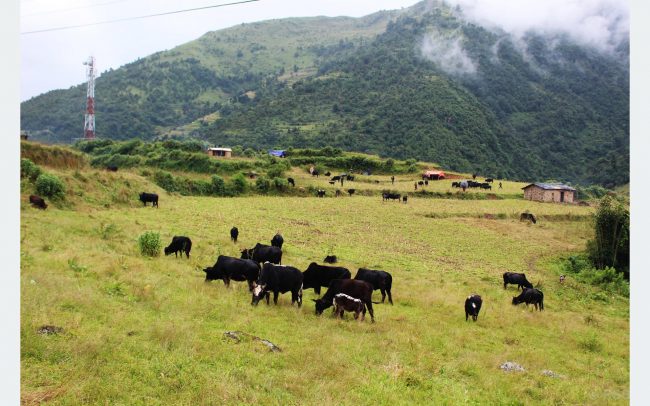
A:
[
  {"left": 230, "top": 174, "right": 248, "bottom": 194},
  {"left": 562, "top": 254, "right": 629, "bottom": 296},
  {"left": 21, "top": 158, "right": 42, "bottom": 181},
  {"left": 587, "top": 196, "right": 629, "bottom": 273},
  {"left": 138, "top": 231, "right": 161, "bottom": 257},
  {"left": 35, "top": 173, "right": 65, "bottom": 199},
  {"left": 211, "top": 175, "right": 226, "bottom": 196},
  {"left": 255, "top": 176, "right": 271, "bottom": 193},
  {"left": 273, "top": 177, "right": 288, "bottom": 191},
  {"left": 266, "top": 165, "right": 286, "bottom": 179}
]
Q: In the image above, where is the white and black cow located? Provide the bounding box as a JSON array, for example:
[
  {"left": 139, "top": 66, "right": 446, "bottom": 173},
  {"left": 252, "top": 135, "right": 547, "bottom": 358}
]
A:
[
  {"left": 354, "top": 268, "right": 393, "bottom": 305},
  {"left": 333, "top": 293, "right": 366, "bottom": 320},
  {"left": 251, "top": 262, "right": 303, "bottom": 307},
  {"left": 503, "top": 272, "right": 533, "bottom": 290},
  {"left": 203, "top": 255, "right": 260, "bottom": 291},
  {"left": 512, "top": 288, "right": 544, "bottom": 311},
  {"left": 465, "top": 294, "right": 482, "bottom": 321},
  {"left": 164, "top": 236, "right": 192, "bottom": 258},
  {"left": 313, "top": 279, "right": 375, "bottom": 322},
  {"left": 302, "top": 262, "right": 351, "bottom": 295},
  {"left": 241, "top": 243, "right": 282, "bottom": 265}
]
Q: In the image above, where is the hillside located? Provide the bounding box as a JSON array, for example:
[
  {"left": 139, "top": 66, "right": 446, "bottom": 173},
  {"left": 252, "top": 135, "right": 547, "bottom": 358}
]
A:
[
  {"left": 20, "top": 1, "right": 629, "bottom": 188},
  {"left": 20, "top": 144, "right": 628, "bottom": 404}
]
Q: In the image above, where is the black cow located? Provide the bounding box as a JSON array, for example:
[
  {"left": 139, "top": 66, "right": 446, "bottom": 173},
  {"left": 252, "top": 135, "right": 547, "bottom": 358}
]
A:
[
  {"left": 324, "top": 171, "right": 331, "bottom": 177},
  {"left": 303, "top": 262, "right": 351, "bottom": 295},
  {"left": 271, "top": 233, "right": 284, "bottom": 249},
  {"left": 452, "top": 182, "right": 461, "bottom": 188},
  {"left": 29, "top": 195, "right": 47, "bottom": 209},
  {"left": 418, "top": 181, "right": 424, "bottom": 186},
  {"left": 164, "top": 236, "right": 192, "bottom": 258},
  {"left": 402, "top": 196, "right": 408, "bottom": 204},
  {"left": 106, "top": 165, "right": 118, "bottom": 172},
  {"left": 485, "top": 178, "right": 494, "bottom": 183},
  {"left": 424, "top": 180, "right": 428, "bottom": 186},
  {"left": 251, "top": 262, "right": 303, "bottom": 306},
  {"left": 335, "top": 189, "right": 342, "bottom": 197},
  {"left": 347, "top": 189, "right": 355, "bottom": 197},
  {"left": 313, "top": 279, "right": 375, "bottom": 322},
  {"left": 503, "top": 272, "right": 533, "bottom": 290},
  {"left": 329, "top": 181, "right": 336, "bottom": 185},
  {"left": 317, "top": 189, "right": 326, "bottom": 198},
  {"left": 241, "top": 243, "right": 282, "bottom": 264},
  {"left": 465, "top": 294, "right": 482, "bottom": 321},
  {"left": 230, "top": 226, "right": 239, "bottom": 243},
  {"left": 354, "top": 268, "right": 393, "bottom": 304},
  {"left": 331, "top": 176, "right": 341, "bottom": 182},
  {"left": 346, "top": 175, "right": 355, "bottom": 181},
  {"left": 480, "top": 183, "right": 492, "bottom": 190},
  {"left": 382, "top": 192, "right": 401, "bottom": 202},
  {"left": 139, "top": 192, "right": 158, "bottom": 207},
  {"left": 287, "top": 178, "right": 295, "bottom": 187},
  {"left": 520, "top": 213, "right": 537, "bottom": 224},
  {"left": 323, "top": 255, "right": 337, "bottom": 264},
  {"left": 512, "top": 288, "right": 544, "bottom": 311},
  {"left": 333, "top": 293, "right": 366, "bottom": 320},
  {"left": 203, "top": 255, "right": 260, "bottom": 291}
]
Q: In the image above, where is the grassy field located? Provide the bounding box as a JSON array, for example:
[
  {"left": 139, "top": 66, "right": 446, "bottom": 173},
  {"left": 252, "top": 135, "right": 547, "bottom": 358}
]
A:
[{"left": 20, "top": 168, "right": 628, "bottom": 405}]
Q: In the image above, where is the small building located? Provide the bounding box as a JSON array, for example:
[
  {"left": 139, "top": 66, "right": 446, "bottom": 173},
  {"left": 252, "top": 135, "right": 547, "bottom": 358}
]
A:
[
  {"left": 522, "top": 183, "right": 576, "bottom": 203},
  {"left": 422, "top": 170, "right": 445, "bottom": 180},
  {"left": 268, "top": 149, "right": 286, "bottom": 158},
  {"left": 20, "top": 131, "right": 29, "bottom": 140},
  {"left": 207, "top": 147, "right": 232, "bottom": 158}
]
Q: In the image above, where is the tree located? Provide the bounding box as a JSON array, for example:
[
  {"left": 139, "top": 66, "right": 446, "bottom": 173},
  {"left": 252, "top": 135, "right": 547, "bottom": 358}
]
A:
[{"left": 587, "top": 195, "right": 629, "bottom": 273}]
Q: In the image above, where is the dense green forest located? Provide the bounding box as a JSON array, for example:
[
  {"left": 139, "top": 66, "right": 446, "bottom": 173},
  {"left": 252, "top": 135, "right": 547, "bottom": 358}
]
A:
[{"left": 20, "top": 1, "right": 628, "bottom": 187}]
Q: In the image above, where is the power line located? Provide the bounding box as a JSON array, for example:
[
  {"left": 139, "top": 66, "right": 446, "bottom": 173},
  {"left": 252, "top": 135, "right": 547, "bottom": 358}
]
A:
[
  {"left": 22, "top": 0, "right": 130, "bottom": 18},
  {"left": 21, "top": 0, "right": 261, "bottom": 35}
]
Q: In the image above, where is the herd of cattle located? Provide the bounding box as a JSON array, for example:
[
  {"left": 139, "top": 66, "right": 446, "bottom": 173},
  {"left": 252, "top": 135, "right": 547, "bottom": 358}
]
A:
[{"left": 161, "top": 227, "right": 545, "bottom": 322}]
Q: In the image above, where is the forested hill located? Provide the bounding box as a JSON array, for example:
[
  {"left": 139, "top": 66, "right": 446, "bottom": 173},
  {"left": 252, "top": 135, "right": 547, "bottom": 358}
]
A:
[{"left": 20, "top": 1, "right": 629, "bottom": 187}]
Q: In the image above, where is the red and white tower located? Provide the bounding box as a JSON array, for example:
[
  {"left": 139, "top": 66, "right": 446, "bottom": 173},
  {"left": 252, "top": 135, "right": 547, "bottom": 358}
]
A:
[{"left": 83, "top": 56, "right": 96, "bottom": 139}]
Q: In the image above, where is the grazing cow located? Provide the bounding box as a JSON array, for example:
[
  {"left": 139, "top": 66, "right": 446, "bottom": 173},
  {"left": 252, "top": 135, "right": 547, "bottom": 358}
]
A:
[
  {"left": 503, "top": 272, "right": 533, "bottom": 290},
  {"left": 347, "top": 189, "right": 355, "bottom": 197},
  {"left": 346, "top": 175, "right": 355, "bottom": 181},
  {"left": 418, "top": 181, "right": 424, "bottom": 186},
  {"left": 139, "top": 192, "right": 159, "bottom": 207},
  {"left": 382, "top": 192, "right": 401, "bottom": 202},
  {"left": 106, "top": 165, "right": 118, "bottom": 172},
  {"left": 424, "top": 180, "right": 428, "bottom": 186},
  {"left": 323, "top": 255, "right": 337, "bottom": 264},
  {"left": 520, "top": 213, "right": 537, "bottom": 224},
  {"left": 317, "top": 189, "right": 326, "bottom": 198},
  {"left": 324, "top": 171, "right": 331, "bottom": 177},
  {"left": 465, "top": 294, "right": 483, "bottom": 321},
  {"left": 241, "top": 243, "right": 282, "bottom": 264},
  {"left": 452, "top": 182, "right": 460, "bottom": 188},
  {"left": 312, "top": 170, "right": 319, "bottom": 177},
  {"left": 472, "top": 173, "right": 477, "bottom": 180},
  {"left": 29, "top": 195, "right": 47, "bottom": 209},
  {"left": 402, "top": 195, "right": 408, "bottom": 204},
  {"left": 303, "top": 262, "right": 351, "bottom": 295},
  {"left": 164, "top": 236, "right": 192, "bottom": 258},
  {"left": 287, "top": 178, "right": 295, "bottom": 187},
  {"left": 480, "top": 183, "right": 492, "bottom": 190},
  {"left": 333, "top": 293, "right": 366, "bottom": 320},
  {"left": 329, "top": 181, "right": 336, "bottom": 185},
  {"left": 230, "top": 226, "right": 239, "bottom": 243},
  {"left": 204, "top": 255, "right": 260, "bottom": 291},
  {"left": 374, "top": 180, "right": 380, "bottom": 184},
  {"left": 251, "top": 262, "right": 303, "bottom": 306},
  {"left": 559, "top": 275, "right": 566, "bottom": 284},
  {"left": 485, "top": 178, "right": 494, "bottom": 183},
  {"left": 335, "top": 189, "right": 342, "bottom": 197},
  {"left": 354, "top": 268, "right": 393, "bottom": 304},
  {"left": 331, "top": 176, "right": 341, "bottom": 182},
  {"left": 271, "top": 233, "right": 284, "bottom": 249},
  {"left": 512, "top": 288, "right": 544, "bottom": 311},
  {"left": 313, "top": 279, "right": 375, "bottom": 322}
]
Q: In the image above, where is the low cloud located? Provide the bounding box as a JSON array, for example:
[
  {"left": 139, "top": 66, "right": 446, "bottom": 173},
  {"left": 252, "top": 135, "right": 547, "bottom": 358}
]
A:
[{"left": 420, "top": 33, "right": 477, "bottom": 75}]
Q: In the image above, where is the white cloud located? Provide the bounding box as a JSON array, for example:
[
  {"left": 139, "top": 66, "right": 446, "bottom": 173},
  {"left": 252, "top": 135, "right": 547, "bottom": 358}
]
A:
[{"left": 420, "top": 32, "right": 476, "bottom": 75}]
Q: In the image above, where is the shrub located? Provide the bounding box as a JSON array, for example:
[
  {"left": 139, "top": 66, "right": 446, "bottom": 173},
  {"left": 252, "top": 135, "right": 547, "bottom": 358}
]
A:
[
  {"left": 273, "top": 177, "right": 288, "bottom": 191},
  {"left": 255, "top": 176, "right": 271, "bottom": 193},
  {"left": 266, "top": 165, "right": 286, "bottom": 179},
  {"left": 587, "top": 196, "right": 629, "bottom": 273},
  {"left": 211, "top": 175, "right": 226, "bottom": 196},
  {"left": 138, "top": 231, "right": 161, "bottom": 257},
  {"left": 230, "top": 174, "right": 248, "bottom": 194},
  {"left": 35, "top": 173, "right": 65, "bottom": 199},
  {"left": 21, "top": 158, "right": 42, "bottom": 181}
]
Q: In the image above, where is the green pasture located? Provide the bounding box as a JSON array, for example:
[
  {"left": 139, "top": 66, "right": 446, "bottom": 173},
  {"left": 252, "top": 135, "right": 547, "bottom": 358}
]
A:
[{"left": 21, "top": 170, "right": 628, "bottom": 405}]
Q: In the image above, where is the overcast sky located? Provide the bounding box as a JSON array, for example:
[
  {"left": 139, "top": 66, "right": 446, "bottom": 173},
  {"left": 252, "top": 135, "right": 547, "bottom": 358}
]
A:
[{"left": 20, "top": 0, "right": 629, "bottom": 101}]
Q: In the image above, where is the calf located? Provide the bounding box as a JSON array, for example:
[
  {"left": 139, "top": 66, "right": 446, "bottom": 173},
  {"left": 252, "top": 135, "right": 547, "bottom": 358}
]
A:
[
  {"left": 251, "top": 262, "right": 303, "bottom": 307},
  {"left": 323, "top": 255, "right": 337, "bottom": 264},
  {"left": 230, "top": 226, "right": 239, "bottom": 243},
  {"left": 313, "top": 279, "right": 375, "bottom": 322},
  {"left": 29, "top": 195, "right": 47, "bottom": 209},
  {"left": 271, "top": 233, "right": 284, "bottom": 249},
  {"left": 333, "top": 293, "right": 366, "bottom": 320},
  {"left": 287, "top": 177, "right": 295, "bottom": 187},
  {"left": 241, "top": 243, "right": 282, "bottom": 264},
  {"left": 303, "top": 262, "right": 351, "bottom": 295},
  {"left": 164, "top": 236, "right": 192, "bottom": 258},
  {"left": 354, "top": 268, "right": 393, "bottom": 304},
  {"left": 402, "top": 195, "right": 408, "bottom": 204},
  {"left": 465, "top": 294, "right": 482, "bottom": 321},
  {"left": 512, "top": 288, "right": 544, "bottom": 311},
  {"left": 139, "top": 192, "right": 159, "bottom": 207},
  {"left": 503, "top": 272, "right": 533, "bottom": 290},
  {"left": 347, "top": 189, "right": 355, "bottom": 197},
  {"left": 204, "top": 255, "right": 260, "bottom": 291},
  {"left": 520, "top": 213, "right": 537, "bottom": 224}
]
